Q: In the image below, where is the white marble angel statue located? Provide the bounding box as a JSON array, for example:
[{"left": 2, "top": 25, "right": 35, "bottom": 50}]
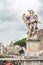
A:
[{"left": 22, "top": 10, "right": 40, "bottom": 37}]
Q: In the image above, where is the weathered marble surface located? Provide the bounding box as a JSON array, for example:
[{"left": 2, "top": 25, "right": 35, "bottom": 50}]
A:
[{"left": 22, "top": 10, "right": 43, "bottom": 65}]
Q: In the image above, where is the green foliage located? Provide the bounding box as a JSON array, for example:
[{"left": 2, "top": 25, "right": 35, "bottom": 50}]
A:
[
  {"left": 19, "top": 49, "right": 24, "bottom": 54},
  {"left": 0, "top": 55, "right": 14, "bottom": 58},
  {"left": 14, "top": 38, "right": 26, "bottom": 47},
  {"left": 0, "top": 55, "right": 4, "bottom": 58}
]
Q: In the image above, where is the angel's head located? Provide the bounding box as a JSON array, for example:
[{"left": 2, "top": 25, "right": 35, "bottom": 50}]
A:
[{"left": 28, "top": 10, "right": 34, "bottom": 15}]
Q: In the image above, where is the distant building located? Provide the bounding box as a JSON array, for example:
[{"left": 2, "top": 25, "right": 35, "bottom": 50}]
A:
[
  {"left": 6, "top": 44, "right": 21, "bottom": 55},
  {"left": 9, "top": 41, "right": 14, "bottom": 46},
  {"left": 0, "top": 42, "right": 4, "bottom": 55}
]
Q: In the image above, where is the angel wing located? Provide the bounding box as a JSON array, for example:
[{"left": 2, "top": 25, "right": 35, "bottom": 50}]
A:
[{"left": 22, "top": 14, "right": 30, "bottom": 29}]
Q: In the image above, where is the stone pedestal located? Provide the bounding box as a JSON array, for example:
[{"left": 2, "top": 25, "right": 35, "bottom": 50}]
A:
[{"left": 26, "top": 39, "right": 41, "bottom": 53}]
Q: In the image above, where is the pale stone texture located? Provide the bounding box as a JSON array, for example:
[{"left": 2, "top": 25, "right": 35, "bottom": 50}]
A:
[
  {"left": 26, "top": 39, "right": 41, "bottom": 52},
  {"left": 22, "top": 10, "right": 43, "bottom": 65}
]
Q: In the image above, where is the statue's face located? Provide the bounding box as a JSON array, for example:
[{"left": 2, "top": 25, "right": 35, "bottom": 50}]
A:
[{"left": 29, "top": 10, "right": 34, "bottom": 14}]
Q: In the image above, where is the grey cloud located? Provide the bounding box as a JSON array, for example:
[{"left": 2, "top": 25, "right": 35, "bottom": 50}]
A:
[
  {"left": 38, "top": 0, "right": 43, "bottom": 22},
  {"left": 0, "top": 0, "right": 20, "bottom": 22},
  {"left": 0, "top": 21, "right": 26, "bottom": 33},
  {"left": 16, "top": 22, "right": 27, "bottom": 31},
  {"left": 38, "top": 8, "right": 43, "bottom": 17},
  {"left": 38, "top": 0, "right": 43, "bottom": 3},
  {"left": 0, "top": 28, "right": 7, "bottom": 32},
  {"left": 0, "top": 10, "right": 20, "bottom": 22}
]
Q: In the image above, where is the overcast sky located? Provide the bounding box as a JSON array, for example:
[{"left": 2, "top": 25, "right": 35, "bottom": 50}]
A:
[{"left": 0, "top": 0, "right": 43, "bottom": 46}]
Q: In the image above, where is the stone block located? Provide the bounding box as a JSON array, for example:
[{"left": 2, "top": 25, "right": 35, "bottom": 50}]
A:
[{"left": 26, "top": 39, "right": 41, "bottom": 52}]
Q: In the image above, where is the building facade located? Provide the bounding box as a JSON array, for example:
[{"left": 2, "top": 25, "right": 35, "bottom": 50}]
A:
[{"left": 0, "top": 42, "right": 4, "bottom": 55}]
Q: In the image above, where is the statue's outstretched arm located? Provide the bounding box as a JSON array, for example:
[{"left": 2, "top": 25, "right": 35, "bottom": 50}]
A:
[{"left": 22, "top": 14, "right": 27, "bottom": 22}]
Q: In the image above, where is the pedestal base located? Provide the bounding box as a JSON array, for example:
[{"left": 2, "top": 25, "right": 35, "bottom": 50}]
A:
[{"left": 26, "top": 39, "right": 41, "bottom": 52}]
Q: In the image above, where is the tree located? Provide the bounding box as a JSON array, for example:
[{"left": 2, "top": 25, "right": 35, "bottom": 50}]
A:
[
  {"left": 19, "top": 49, "right": 24, "bottom": 54},
  {"left": 14, "top": 38, "right": 26, "bottom": 48}
]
